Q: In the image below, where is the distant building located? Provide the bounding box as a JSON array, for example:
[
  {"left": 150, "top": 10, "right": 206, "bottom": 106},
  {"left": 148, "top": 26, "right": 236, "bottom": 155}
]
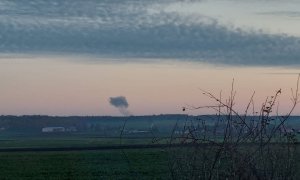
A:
[
  {"left": 174, "top": 130, "right": 183, "bottom": 135},
  {"left": 128, "top": 130, "right": 149, "bottom": 134},
  {"left": 42, "top": 127, "right": 65, "bottom": 133},
  {"left": 66, "top": 126, "right": 77, "bottom": 132}
]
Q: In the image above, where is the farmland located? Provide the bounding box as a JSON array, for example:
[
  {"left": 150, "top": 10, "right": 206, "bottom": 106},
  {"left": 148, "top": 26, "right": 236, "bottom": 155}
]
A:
[
  {"left": 0, "top": 115, "right": 299, "bottom": 179},
  {"left": 0, "top": 140, "right": 299, "bottom": 179},
  {"left": 0, "top": 149, "right": 170, "bottom": 179}
]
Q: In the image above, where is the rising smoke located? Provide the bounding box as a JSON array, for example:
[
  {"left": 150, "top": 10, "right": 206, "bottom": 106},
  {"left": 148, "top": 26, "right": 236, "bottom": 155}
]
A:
[{"left": 109, "top": 96, "right": 131, "bottom": 116}]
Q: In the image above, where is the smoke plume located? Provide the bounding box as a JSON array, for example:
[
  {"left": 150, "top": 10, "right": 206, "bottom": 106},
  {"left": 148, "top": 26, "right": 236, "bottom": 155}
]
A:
[{"left": 109, "top": 96, "right": 131, "bottom": 116}]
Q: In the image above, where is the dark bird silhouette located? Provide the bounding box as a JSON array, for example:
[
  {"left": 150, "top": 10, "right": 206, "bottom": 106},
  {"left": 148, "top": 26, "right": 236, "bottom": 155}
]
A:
[{"left": 278, "top": 89, "right": 281, "bottom": 94}]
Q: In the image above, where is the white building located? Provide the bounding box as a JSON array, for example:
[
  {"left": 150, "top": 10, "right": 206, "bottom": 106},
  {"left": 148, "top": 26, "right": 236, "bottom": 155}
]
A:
[
  {"left": 66, "top": 126, "right": 77, "bottom": 132},
  {"left": 42, "top": 127, "right": 65, "bottom": 133}
]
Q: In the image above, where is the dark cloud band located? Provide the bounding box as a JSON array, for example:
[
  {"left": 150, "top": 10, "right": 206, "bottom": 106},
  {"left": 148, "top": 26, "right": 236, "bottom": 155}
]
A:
[{"left": 1, "top": 0, "right": 300, "bottom": 66}]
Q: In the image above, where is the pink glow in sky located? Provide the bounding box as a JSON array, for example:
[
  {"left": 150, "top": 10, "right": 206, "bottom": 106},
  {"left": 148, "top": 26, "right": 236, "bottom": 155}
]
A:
[{"left": 0, "top": 56, "right": 299, "bottom": 116}]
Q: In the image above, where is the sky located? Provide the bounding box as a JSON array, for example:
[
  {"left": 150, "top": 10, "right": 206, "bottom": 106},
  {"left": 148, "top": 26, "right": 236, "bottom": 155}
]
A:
[{"left": 1, "top": 0, "right": 300, "bottom": 116}]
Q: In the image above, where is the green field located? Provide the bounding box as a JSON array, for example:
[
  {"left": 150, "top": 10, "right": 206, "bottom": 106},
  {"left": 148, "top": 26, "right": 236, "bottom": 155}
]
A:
[
  {"left": 1, "top": 132, "right": 297, "bottom": 149},
  {"left": 0, "top": 139, "right": 300, "bottom": 179},
  {"left": 0, "top": 132, "right": 172, "bottom": 179},
  {"left": 0, "top": 146, "right": 299, "bottom": 179},
  {"left": 0, "top": 136, "right": 154, "bottom": 149},
  {"left": 0, "top": 149, "right": 170, "bottom": 179},
  {"left": 0, "top": 131, "right": 299, "bottom": 179},
  {"left": 0, "top": 132, "right": 168, "bottom": 148}
]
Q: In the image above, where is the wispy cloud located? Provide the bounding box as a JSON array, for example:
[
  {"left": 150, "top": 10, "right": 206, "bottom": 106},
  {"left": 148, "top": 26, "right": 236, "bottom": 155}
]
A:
[
  {"left": 1, "top": 0, "right": 300, "bottom": 66},
  {"left": 257, "top": 11, "right": 300, "bottom": 18},
  {"left": 263, "top": 72, "right": 300, "bottom": 75}
]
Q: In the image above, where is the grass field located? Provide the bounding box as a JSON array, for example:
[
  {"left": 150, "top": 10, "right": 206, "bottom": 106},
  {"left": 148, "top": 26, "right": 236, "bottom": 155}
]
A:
[
  {"left": 1, "top": 132, "right": 297, "bottom": 149},
  {"left": 0, "top": 146, "right": 299, "bottom": 179},
  {"left": 0, "top": 137, "right": 155, "bottom": 148},
  {"left": 0, "top": 149, "right": 170, "bottom": 179},
  {"left": 0, "top": 132, "right": 299, "bottom": 179},
  {"left": 0, "top": 132, "right": 169, "bottom": 149},
  {"left": 0, "top": 132, "right": 171, "bottom": 179}
]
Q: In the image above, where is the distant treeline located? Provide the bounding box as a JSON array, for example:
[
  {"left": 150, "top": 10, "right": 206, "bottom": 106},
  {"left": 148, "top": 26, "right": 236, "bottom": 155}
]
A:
[
  {"left": 0, "top": 114, "right": 188, "bottom": 134},
  {"left": 0, "top": 115, "right": 299, "bottom": 135}
]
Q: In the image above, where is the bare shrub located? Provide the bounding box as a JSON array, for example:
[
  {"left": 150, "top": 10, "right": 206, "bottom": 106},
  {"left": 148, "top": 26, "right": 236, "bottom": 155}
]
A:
[{"left": 168, "top": 75, "right": 300, "bottom": 180}]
